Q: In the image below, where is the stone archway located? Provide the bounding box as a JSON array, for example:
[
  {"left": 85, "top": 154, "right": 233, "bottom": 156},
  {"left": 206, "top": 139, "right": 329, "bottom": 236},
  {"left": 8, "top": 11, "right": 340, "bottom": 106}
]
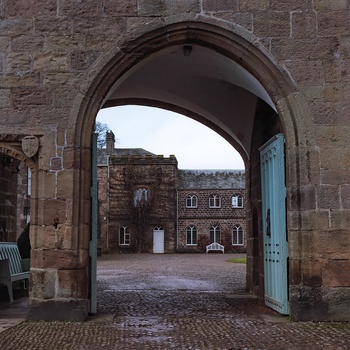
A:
[
  {"left": 67, "top": 20, "right": 312, "bottom": 321},
  {"left": 23, "top": 18, "right": 316, "bottom": 321}
]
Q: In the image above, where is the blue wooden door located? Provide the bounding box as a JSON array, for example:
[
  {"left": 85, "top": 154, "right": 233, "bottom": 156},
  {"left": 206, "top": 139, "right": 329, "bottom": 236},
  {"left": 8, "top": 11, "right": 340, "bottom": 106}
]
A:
[
  {"left": 89, "top": 132, "right": 98, "bottom": 314},
  {"left": 260, "top": 133, "right": 289, "bottom": 315}
]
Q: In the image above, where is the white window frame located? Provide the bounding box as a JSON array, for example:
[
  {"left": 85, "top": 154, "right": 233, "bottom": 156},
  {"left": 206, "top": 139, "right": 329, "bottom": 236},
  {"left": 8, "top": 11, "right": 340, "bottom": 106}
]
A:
[
  {"left": 186, "top": 225, "right": 198, "bottom": 246},
  {"left": 186, "top": 194, "right": 198, "bottom": 208},
  {"left": 232, "top": 195, "right": 243, "bottom": 208},
  {"left": 209, "top": 194, "right": 221, "bottom": 208},
  {"left": 232, "top": 225, "right": 244, "bottom": 246},
  {"left": 209, "top": 225, "right": 221, "bottom": 243},
  {"left": 119, "top": 225, "right": 130, "bottom": 246}
]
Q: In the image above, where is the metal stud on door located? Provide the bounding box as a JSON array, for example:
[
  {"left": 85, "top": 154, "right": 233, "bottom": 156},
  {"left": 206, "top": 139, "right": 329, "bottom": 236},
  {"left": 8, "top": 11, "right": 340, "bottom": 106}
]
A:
[{"left": 259, "top": 134, "right": 289, "bottom": 315}]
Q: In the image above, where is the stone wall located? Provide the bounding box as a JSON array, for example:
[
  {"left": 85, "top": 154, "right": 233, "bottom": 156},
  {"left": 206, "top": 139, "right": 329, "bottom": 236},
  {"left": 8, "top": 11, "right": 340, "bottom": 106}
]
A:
[
  {"left": 1, "top": 1, "right": 349, "bottom": 321},
  {"left": 177, "top": 188, "right": 246, "bottom": 253}
]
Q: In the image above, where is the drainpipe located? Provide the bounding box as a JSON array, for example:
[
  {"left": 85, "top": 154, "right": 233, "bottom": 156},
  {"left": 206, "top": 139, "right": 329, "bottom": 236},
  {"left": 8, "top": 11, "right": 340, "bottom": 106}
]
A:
[
  {"left": 106, "top": 154, "right": 110, "bottom": 252},
  {"left": 176, "top": 189, "right": 179, "bottom": 251}
]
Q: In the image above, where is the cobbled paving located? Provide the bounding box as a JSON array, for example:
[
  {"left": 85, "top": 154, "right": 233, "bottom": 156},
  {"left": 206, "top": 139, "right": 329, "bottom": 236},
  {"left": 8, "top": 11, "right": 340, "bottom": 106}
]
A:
[{"left": 1, "top": 253, "right": 350, "bottom": 349}]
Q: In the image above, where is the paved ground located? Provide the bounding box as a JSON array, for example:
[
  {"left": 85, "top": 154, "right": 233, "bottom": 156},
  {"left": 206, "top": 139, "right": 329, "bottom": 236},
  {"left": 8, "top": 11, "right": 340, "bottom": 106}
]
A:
[{"left": 1, "top": 253, "right": 350, "bottom": 349}]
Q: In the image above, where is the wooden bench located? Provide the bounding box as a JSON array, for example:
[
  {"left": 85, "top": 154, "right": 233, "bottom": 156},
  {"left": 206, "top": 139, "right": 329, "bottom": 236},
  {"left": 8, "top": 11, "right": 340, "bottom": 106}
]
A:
[
  {"left": 206, "top": 242, "right": 225, "bottom": 254},
  {"left": 0, "top": 242, "right": 30, "bottom": 302}
]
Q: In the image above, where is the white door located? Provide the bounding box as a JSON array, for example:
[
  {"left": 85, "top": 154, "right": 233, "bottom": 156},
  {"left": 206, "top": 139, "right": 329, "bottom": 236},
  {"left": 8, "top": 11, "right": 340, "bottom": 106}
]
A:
[{"left": 153, "top": 226, "right": 164, "bottom": 254}]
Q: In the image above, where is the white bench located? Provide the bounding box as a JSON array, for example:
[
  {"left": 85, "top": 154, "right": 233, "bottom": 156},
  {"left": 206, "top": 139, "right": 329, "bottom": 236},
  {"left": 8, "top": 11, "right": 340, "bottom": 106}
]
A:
[
  {"left": 0, "top": 242, "right": 30, "bottom": 302},
  {"left": 206, "top": 242, "right": 224, "bottom": 254}
]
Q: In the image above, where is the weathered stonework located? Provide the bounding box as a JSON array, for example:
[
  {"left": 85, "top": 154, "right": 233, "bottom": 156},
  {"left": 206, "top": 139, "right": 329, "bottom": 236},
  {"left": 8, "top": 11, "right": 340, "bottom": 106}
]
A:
[{"left": 0, "top": 0, "right": 349, "bottom": 321}]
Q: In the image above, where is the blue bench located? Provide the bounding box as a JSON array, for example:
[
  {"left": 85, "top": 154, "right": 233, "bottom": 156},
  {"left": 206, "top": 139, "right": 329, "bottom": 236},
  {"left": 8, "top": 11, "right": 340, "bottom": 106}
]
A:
[{"left": 0, "top": 242, "right": 30, "bottom": 302}]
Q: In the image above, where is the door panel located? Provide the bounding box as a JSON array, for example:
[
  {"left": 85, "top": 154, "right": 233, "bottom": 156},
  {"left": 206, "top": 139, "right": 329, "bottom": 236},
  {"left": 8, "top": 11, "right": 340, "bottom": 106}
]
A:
[
  {"left": 260, "top": 133, "right": 289, "bottom": 315},
  {"left": 153, "top": 229, "right": 164, "bottom": 254},
  {"left": 89, "top": 133, "right": 98, "bottom": 314}
]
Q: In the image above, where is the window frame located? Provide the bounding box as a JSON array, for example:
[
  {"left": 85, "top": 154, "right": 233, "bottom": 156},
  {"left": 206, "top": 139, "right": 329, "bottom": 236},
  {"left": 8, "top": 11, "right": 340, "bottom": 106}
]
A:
[
  {"left": 232, "top": 195, "right": 244, "bottom": 208},
  {"left": 209, "top": 225, "right": 221, "bottom": 243},
  {"left": 186, "top": 194, "right": 198, "bottom": 208},
  {"left": 209, "top": 194, "right": 221, "bottom": 208},
  {"left": 232, "top": 225, "right": 244, "bottom": 246},
  {"left": 119, "top": 225, "right": 130, "bottom": 246},
  {"left": 186, "top": 225, "right": 198, "bottom": 246}
]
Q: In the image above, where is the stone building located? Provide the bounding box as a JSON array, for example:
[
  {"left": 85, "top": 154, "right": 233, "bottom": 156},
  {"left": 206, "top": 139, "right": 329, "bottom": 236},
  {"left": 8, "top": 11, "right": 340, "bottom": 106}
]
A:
[
  {"left": 97, "top": 132, "right": 246, "bottom": 254},
  {"left": 1, "top": 1, "right": 350, "bottom": 321},
  {"left": 177, "top": 170, "right": 246, "bottom": 253},
  {"left": 0, "top": 155, "right": 30, "bottom": 242}
]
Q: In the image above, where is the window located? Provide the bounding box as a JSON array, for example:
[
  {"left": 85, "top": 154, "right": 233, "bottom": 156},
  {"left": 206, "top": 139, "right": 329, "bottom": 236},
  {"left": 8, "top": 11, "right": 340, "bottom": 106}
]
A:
[
  {"left": 232, "top": 195, "right": 243, "bottom": 208},
  {"left": 232, "top": 225, "right": 244, "bottom": 246},
  {"left": 209, "top": 225, "right": 221, "bottom": 243},
  {"left": 186, "top": 225, "right": 197, "bottom": 245},
  {"left": 119, "top": 226, "right": 130, "bottom": 245},
  {"left": 209, "top": 194, "right": 221, "bottom": 208},
  {"left": 186, "top": 194, "right": 198, "bottom": 208},
  {"left": 134, "top": 188, "right": 150, "bottom": 207}
]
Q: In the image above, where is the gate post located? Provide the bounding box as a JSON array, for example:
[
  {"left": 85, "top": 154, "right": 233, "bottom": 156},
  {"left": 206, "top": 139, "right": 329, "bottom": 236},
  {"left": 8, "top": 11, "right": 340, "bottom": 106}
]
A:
[{"left": 28, "top": 136, "right": 91, "bottom": 321}]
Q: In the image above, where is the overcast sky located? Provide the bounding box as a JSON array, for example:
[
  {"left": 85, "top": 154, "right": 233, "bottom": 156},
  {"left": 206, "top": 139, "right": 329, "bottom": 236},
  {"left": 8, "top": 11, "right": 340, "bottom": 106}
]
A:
[{"left": 96, "top": 105, "right": 244, "bottom": 170}]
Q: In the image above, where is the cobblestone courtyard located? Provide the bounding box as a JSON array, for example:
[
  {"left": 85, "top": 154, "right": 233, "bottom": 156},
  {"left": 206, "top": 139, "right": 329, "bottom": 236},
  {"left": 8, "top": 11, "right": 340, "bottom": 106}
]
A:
[{"left": 1, "top": 253, "right": 350, "bottom": 349}]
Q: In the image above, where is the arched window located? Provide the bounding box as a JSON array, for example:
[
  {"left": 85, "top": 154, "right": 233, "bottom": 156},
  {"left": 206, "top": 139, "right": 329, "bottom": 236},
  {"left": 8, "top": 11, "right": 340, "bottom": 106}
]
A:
[
  {"left": 232, "top": 225, "right": 244, "bottom": 246},
  {"left": 119, "top": 225, "right": 130, "bottom": 245},
  {"left": 232, "top": 195, "right": 244, "bottom": 208},
  {"left": 186, "top": 194, "right": 198, "bottom": 208},
  {"left": 186, "top": 225, "right": 197, "bottom": 245},
  {"left": 209, "top": 225, "right": 221, "bottom": 243},
  {"left": 209, "top": 194, "right": 221, "bottom": 208},
  {"left": 134, "top": 188, "right": 150, "bottom": 207}
]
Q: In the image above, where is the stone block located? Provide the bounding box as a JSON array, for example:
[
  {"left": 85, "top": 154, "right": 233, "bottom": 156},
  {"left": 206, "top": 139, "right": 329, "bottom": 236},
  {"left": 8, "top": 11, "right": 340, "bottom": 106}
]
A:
[
  {"left": 57, "top": 269, "right": 88, "bottom": 299},
  {"left": 138, "top": 0, "right": 199, "bottom": 17},
  {"left": 57, "top": 170, "right": 74, "bottom": 199},
  {"left": 35, "top": 18, "right": 72, "bottom": 35},
  {"left": 271, "top": 0, "right": 308, "bottom": 10},
  {"left": 317, "top": 185, "right": 340, "bottom": 210},
  {"left": 272, "top": 37, "right": 339, "bottom": 60},
  {"left": 12, "top": 88, "right": 53, "bottom": 107},
  {"left": 300, "top": 211, "right": 330, "bottom": 231},
  {"left": 0, "top": 19, "right": 32, "bottom": 35},
  {"left": 341, "top": 186, "right": 350, "bottom": 209},
  {"left": 0, "top": 89, "right": 11, "bottom": 108},
  {"left": 291, "top": 11, "right": 317, "bottom": 39},
  {"left": 301, "top": 260, "right": 322, "bottom": 287},
  {"left": 317, "top": 11, "right": 350, "bottom": 36},
  {"left": 254, "top": 11, "right": 290, "bottom": 37},
  {"left": 34, "top": 52, "right": 70, "bottom": 72},
  {"left": 239, "top": 0, "right": 269, "bottom": 11},
  {"left": 320, "top": 147, "right": 350, "bottom": 170},
  {"left": 6, "top": 52, "right": 31, "bottom": 74},
  {"left": 289, "top": 258, "right": 302, "bottom": 285},
  {"left": 70, "top": 51, "right": 100, "bottom": 71},
  {"left": 323, "top": 260, "right": 350, "bottom": 287},
  {"left": 35, "top": 170, "right": 56, "bottom": 199},
  {"left": 7, "top": 0, "right": 57, "bottom": 17},
  {"left": 30, "top": 268, "right": 56, "bottom": 299},
  {"left": 284, "top": 60, "right": 325, "bottom": 86},
  {"left": 214, "top": 12, "right": 253, "bottom": 32},
  {"left": 103, "top": 0, "right": 137, "bottom": 16},
  {"left": 202, "top": 0, "right": 239, "bottom": 12},
  {"left": 37, "top": 198, "right": 67, "bottom": 226},
  {"left": 315, "top": 0, "right": 348, "bottom": 10},
  {"left": 31, "top": 248, "right": 88, "bottom": 270},
  {"left": 290, "top": 185, "right": 316, "bottom": 211}
]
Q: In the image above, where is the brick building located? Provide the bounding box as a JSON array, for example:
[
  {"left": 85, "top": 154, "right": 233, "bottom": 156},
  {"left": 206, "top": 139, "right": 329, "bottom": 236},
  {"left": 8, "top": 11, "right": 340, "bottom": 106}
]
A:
[{"left": 98, "top": 132, "right": 246, "bottom": 254}]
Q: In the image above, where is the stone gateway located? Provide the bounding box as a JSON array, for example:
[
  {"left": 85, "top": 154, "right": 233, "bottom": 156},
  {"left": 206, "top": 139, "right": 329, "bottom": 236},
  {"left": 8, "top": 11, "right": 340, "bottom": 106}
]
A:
[{"left": 0, "top": 1, "right": 349, "bottom": 321}]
